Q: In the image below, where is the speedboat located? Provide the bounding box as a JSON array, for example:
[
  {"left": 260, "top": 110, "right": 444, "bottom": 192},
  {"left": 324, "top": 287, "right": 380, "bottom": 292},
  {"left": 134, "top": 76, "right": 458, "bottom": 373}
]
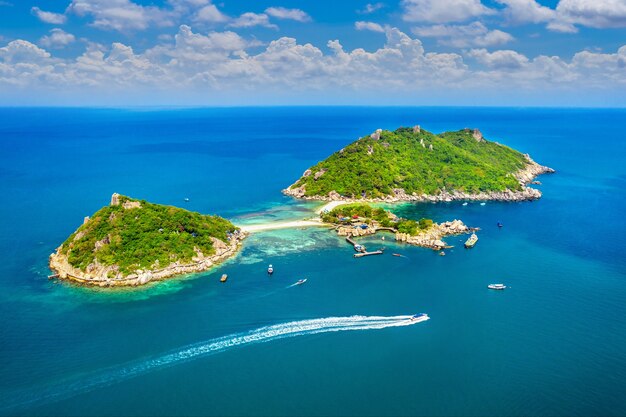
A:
[
  {"left": 295, "top": 279, "right": 307, "bottom": 285},
  {"left": 487, "top": 284, "right": 506, "bottom": 290},
  {"left": 410, "top": 313, "right": 426, "bottom": 321},
  {"left": 267, "top": 264, "right": 274, "bottom": 275},
  {"left": 392, "top": 253, "right": 402, "bottom": 257},
  {"left": 462, "top": 202, "right": 468, "bottom": 206},
  {"left": 184, "top": 197, "right": 190, "bottom": 202}
]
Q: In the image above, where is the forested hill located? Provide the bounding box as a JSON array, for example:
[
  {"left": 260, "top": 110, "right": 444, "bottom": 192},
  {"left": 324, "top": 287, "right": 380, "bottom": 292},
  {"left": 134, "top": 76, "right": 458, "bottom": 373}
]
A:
[
  {"left": 56, "top": 194, "right": 240, "bottom": 276},
  {"left": 284, "top": 126, "right": 545, "bottom": 200}
]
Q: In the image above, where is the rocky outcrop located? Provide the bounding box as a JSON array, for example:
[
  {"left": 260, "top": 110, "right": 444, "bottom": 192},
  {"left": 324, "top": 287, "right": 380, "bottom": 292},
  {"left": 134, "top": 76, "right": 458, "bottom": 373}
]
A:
[
  {"left": 370, "top": 129, "right": 382, "bottom": 140},
  {"left": 49, "top": 232, "right": 247, "bottom": 287},
  {"left": 472, "top": 129, "right": 484, "bottom": 142},
  {"left": 336, "top": 225, "right": 376, "bottom": 237},
  {"left": 395, "top": 220, "right": 469, "bottom": 250},
  {"left": 514, "top": 154, "right": 555, "bottom": 185},
  {"left": 314, "top": 169, "right": 327, "bottom": 180}
]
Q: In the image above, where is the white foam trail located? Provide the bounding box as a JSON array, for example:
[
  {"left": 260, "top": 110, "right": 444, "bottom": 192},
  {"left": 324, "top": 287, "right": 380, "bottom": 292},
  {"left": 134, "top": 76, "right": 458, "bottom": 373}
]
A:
[{"left": 2, "top": 315, "right": 428, "bottom": 412}]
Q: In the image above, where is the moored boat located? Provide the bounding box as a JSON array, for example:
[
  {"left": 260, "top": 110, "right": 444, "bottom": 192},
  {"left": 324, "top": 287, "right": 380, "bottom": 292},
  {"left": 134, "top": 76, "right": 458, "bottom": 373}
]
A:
[
  {"left": 464, "top": 233, "right": 478, "bottom": 248},
  {"left": 487, "top": 283, "right": 506, "bottom": 290},
  {"left": 267, "top": 264, "right": 274, "bottom": 275},
  {"left": 220, "top": 274, "right": 228, "bottom": 283}
]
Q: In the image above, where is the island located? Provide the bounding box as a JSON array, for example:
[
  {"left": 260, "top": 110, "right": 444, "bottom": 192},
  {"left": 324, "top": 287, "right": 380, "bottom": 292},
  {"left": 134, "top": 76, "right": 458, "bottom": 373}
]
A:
[
  {"left": 321, "top": 203, "right": 472, "bottom": 251},
  {"left": 49, "top": 193, "right": 246, "bottom": 287},
  {"left": 284, "top": 126, "right": 554, "bottom": 202}
]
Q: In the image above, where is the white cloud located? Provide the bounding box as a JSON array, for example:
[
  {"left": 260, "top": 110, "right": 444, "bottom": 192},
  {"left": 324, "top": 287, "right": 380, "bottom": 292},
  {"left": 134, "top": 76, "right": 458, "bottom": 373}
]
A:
[
  {"left": 496, "top": 0, "right": 626, "bottom": 33},
  {"left": 467, "top": 48, "right": 529, "bottom": 69},
  {"left": 355, "top": 21, "right": 385, "bottom": 32},
  {"left": 265, "top": 7, "right": 311, "bottom": 22},
  {"left": 401, "top": 0, "right": 495, "bottom": 23},
  {"left": 228, "top": 12, "right": 278, "bottom": 29},
  {"left": 358, "top": 3, "right": 385, "bottom": 14},
  {"left": 556, "top": 0, "right": 626, "bottom": 29},
  {"left": 66, "top": 0, "right": 228, "bottom": 31},
  {"left": 0, "top": 26, "right": 624, "bottom": 104},
  {"left": 412, "top": 22, "right": 514, "bottom": 47},
  {"left": 495, "top": 0, "right": 555, "bottom": 24},
  {"left": 39, "top": 28, "right": 76, "bottom": 49},
  {"left": 194, "top": 4, "right": 228, "bottom": 23},
  {"left": 31, "top": 6, "right": 67, "bottom": 24},
  {"left": 67, "top": 0, "right": 175, "bottom": 31}
]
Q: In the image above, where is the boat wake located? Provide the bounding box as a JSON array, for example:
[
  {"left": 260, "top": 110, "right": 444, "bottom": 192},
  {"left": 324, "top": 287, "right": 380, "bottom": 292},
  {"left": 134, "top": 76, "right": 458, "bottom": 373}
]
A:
[{"left": 2, "top": 315, "right": 428, "bottom": 412}]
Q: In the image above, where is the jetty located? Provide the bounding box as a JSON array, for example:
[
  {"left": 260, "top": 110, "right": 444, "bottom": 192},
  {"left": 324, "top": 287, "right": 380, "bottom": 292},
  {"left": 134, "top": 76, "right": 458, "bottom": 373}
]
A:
[
  {"left": 346, "top": 236, "right": 366, "bottom": 253},
  {"left": 354, "top": 250, "right": 384, "bottom": 258}
]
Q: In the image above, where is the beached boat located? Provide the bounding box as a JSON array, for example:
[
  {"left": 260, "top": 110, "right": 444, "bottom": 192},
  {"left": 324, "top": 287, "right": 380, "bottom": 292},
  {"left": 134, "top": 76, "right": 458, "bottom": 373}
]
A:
[
  {"left": 267, "top": 264, "right": 274, "bottom": 275},
  {"left": 487, "top": 284, "right": 506, "bottom": 290},
  {"left": 464, "top": 233, "right": 478, "bottom": 248},
  {"left": 220, "top": 274, "right": 228, "bottom": 283}
]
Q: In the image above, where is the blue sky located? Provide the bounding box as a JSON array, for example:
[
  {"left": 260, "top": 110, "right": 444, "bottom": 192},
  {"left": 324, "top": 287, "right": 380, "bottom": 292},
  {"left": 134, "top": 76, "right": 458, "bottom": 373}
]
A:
[{"left": 0, "top": 0, "right": 624, "bottom": 106}]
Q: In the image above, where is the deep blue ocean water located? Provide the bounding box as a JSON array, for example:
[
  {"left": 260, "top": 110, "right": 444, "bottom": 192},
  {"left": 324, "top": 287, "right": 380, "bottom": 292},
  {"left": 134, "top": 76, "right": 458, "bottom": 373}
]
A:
[{"left": 0, "top": 107, "right": 624, "bottom": 416}]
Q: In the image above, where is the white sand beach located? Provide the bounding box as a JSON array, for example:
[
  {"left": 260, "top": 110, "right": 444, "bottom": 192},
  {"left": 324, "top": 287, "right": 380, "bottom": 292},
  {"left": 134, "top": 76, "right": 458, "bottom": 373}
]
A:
[{"left": 238, "top": 219, "right": 328, "bottom": 233}]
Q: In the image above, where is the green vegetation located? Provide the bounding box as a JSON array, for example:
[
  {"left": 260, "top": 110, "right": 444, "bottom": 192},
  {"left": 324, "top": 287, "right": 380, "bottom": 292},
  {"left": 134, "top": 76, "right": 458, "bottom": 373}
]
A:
[
  {"left": 59, "top": 195, "right": 239, "bottom": 275},
  {"left": 321, "top": 203, "right": 433, "bottom": 235},
  {"left": 289, "top": 127, "right": 528, "bottom": 198}
]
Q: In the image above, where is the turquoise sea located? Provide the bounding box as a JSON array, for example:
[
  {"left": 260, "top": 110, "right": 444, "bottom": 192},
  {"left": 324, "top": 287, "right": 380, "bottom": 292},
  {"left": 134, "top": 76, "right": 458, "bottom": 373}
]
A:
[{"left": 0, "top": 107, "right": 625, "bottom": 416}]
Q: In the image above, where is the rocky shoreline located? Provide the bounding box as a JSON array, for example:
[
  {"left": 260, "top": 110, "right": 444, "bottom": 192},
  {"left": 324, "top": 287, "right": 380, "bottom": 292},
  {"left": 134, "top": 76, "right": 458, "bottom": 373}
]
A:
[
  {"left": 49, "top": 233, "right": 247, "bottom": 287},
  {"left": 283, "top": 155, "right": 555, "bottom": 203}
]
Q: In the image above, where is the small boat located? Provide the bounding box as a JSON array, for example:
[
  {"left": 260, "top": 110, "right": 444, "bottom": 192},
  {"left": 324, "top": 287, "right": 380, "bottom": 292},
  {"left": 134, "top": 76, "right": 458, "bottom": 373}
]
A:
[
  {"left": 392, "top": 253, "right": 402, "bottom": 257},
  {"left": 381, "top": 236, "right": 385, "bottom": 241},
  {"left": 295, "top": 279, "right": 307, "bottom": 285},
  {"left": 487, "top": 284, "right": 506, "bottom": 290},
  {"left": 464, "top": 233, "right": 478, "bottom": 248},
  {"left": 184, "top": 197, "right": 190, "bottom": 202},
  {"left": 480, "top": 202, "right": 486, "bottom": 206},
  {"left": 267, "top": 264, "right": 274, "bottom": 275},
  {"left": 497, "top": 222, "right": 503, "bottom": 228},
  {"left": 220, "top": 274, "right": 228, "bottom": 283},
  {"left": 462, "top": 202, "right": 468, "bottom": 206},
  {"left": 410, "top": 313, "right": 426, "bottom": 322},
  {"left": 439, "top": 251, "right": 446, "bottom": 256}
]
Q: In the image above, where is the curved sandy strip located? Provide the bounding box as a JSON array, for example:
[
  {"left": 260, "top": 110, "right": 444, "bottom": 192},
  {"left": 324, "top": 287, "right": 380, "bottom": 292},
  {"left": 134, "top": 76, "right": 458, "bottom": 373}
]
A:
[
  {"left": 238, "top": 219, "right": 328, "bottom": 233},
  {"left": 315, "top": 200, "right": 352, "bottom": 215}
]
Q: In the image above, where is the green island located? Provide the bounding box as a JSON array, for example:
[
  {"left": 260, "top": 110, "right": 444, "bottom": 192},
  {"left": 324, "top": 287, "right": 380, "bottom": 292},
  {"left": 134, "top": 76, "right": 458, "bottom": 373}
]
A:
[
  {"left": 284, "top": 126, "right": 554, "bottom": 202},
  {"left": 49, "top": 193, "right": 246, "bottom": 287},
  {"left": 321, "top": 203, "right": 471, "bottom": 251}
]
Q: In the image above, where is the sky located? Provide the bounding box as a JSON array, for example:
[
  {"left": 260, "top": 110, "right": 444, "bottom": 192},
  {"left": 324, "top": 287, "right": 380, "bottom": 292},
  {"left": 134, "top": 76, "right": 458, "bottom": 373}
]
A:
[{"left": 0, "top": 0, "right": 624, "bottom": 106}]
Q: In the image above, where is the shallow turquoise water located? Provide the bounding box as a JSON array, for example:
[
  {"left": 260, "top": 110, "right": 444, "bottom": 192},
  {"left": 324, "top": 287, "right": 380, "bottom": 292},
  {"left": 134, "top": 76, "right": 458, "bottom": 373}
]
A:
[{"left": 0, "top": 107, "right": 625, "bottom": 416}]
